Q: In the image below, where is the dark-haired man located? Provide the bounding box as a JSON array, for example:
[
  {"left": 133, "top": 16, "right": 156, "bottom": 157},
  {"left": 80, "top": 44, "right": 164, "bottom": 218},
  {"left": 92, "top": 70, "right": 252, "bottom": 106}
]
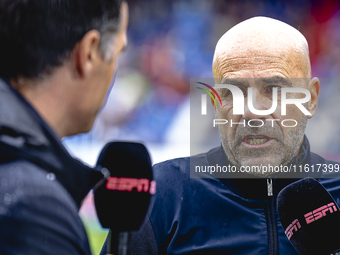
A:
[
  {"left": 0, "top": 0, "right": 127, "bottom": 254},
  {"left": 110, "top": 17, "right": 340, "bottom": 254}
]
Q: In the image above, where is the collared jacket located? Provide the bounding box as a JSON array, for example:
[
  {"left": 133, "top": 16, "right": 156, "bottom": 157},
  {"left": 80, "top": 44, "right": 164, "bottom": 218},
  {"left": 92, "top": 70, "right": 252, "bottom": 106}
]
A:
[
  {"left": 0, "top": 78, "right": 104, "bottom": 254},
  {"left": 101, "top": 137, "right": 340, "bottom": 255}
]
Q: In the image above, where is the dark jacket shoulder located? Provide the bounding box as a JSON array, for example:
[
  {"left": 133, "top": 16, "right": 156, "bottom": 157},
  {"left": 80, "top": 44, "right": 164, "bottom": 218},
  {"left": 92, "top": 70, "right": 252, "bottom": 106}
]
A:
[{"left": 0, "top": 159, "right": 91, "bottom": 255}]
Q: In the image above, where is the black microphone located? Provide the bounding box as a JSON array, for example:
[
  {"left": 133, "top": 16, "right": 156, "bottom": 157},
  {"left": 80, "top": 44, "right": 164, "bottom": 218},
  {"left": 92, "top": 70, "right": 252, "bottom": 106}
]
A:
[
  {"left": 277, "top": 178, "right": 340, "bottom": 255},
  {"left": 93, "top": 142, "right": 155, "bottom": 255}
]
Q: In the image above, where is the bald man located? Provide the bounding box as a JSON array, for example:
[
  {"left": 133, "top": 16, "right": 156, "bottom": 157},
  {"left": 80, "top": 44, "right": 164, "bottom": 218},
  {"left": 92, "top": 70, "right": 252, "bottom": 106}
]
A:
[
  {"left": 101, "top": 17, "right": 340, "bottom": 255},
  {"left": 211, "top": 17, "right": 320, "bottom": 177}
]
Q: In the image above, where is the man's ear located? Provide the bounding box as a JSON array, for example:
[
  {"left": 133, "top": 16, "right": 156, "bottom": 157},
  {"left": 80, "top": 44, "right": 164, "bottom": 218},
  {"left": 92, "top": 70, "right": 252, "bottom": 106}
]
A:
[
  {"left": 74, "top": 30, "right": 102, "bottom": 78},
  {"left": 307, "top": 77, "right": 320, "bottom": 119}
]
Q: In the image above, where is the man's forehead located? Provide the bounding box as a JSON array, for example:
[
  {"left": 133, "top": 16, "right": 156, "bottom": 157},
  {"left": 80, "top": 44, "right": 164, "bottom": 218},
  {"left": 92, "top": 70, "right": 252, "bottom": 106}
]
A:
[{"left": 220, "top": 76, "right": 293, "bottom": 87}]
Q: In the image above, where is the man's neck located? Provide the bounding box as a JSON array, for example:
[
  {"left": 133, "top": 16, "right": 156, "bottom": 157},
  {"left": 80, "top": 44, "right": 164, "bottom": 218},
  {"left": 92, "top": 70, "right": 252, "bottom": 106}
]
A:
[{"left": 11, "top": 68, "right": 74, "bottom": 138}]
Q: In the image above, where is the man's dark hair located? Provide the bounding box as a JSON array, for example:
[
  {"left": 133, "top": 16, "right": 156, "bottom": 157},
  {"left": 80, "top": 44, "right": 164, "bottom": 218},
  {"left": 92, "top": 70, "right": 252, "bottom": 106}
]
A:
[{"left": 0, "top": 0, "right": 123, "bottom": 80}]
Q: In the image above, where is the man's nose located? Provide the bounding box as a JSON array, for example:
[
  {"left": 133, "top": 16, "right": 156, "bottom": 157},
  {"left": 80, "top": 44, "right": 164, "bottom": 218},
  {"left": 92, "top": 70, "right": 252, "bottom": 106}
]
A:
[{"left": 243, "top": 89, "right": 274, "bottom": 121}]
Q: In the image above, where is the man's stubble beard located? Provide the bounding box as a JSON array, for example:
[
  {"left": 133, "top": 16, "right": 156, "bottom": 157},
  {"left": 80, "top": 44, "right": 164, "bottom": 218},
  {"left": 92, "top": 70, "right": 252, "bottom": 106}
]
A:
[{"left": 216, "top": 113, "right": 308, "bottom": 177}]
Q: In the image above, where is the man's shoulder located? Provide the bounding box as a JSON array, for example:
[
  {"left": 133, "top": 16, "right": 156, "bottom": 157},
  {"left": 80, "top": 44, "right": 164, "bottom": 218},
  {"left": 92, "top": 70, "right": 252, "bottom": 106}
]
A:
[
  {"left": 152, "top": 156, "right": 191, "bottom": 191},
  {"left": 308, "top": 152, "right": 340, "bottom": 178},
  {"left": 309, "top": 151, "right": 339, "bottom": 165},
  {"left": 153, "top": 147, "right": 218, "bottom": 179},
  {"left": 0, "top": 159, "right": 91, "bottom": 254},
  {"left": 0, "top": 159, "right": 80, "bottom": 217}
]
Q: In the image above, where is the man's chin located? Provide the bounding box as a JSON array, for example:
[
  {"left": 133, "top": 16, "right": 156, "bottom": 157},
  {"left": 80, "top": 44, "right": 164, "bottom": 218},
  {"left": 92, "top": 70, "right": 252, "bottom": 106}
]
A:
[
  {"left": 63, "top": 120, "right": 95, "bottom": 137},
  {"left": 235, "top": 156, "right": 288, "bottom": 177},
  {"left": 242, "top": 171, "right": 275, "bottom": 178},
  {"left": 79, "top": 121, "right": 95, "bottom": 135},
  {"left": 236, "top": 158, "right": 283, "bottom": 169}
]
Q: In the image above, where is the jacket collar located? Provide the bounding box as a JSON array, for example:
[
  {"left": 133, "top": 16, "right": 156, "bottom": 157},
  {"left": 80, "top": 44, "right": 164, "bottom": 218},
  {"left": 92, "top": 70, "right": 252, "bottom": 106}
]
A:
[
  {"left": 0, "top": 78, "right": 104, "bottom": 208},
  {"left": 206, "top": 136, "right": 322, "bottom": 200}
]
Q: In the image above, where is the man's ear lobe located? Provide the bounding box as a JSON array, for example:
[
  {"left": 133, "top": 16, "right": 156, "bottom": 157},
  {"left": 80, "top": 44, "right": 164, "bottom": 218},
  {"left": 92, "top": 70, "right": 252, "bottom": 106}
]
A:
[
  {"left": 74, "top": 30, "right": 101, "bottom": 78},
  {"left": 307, "top": 77, "right": 320, "bottom": 119}
]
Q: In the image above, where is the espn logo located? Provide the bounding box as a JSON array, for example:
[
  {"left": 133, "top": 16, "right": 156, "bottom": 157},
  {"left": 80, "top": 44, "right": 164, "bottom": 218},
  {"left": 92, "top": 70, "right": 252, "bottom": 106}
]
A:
[
  {"left": 284, "top": 202, "right": 339, "bottom": 240},
  {"left": 106, "top": 177, "right": 156, "bottom": 194},
  {"left": 304, "top": 202, "right": 338, "bottom": 224},
  {"left": 285, "top": 219, "right": 301, "bottom": 240}
]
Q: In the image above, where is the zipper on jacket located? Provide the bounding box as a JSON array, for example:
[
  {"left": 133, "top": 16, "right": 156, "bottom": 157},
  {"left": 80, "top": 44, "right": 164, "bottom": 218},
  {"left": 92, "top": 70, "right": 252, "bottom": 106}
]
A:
[
  {"left": 265, "top": 178, "right": 278, "bottom": 255},
  {"left": 267, "top": 178, "right": 273, "bottom": 196}
]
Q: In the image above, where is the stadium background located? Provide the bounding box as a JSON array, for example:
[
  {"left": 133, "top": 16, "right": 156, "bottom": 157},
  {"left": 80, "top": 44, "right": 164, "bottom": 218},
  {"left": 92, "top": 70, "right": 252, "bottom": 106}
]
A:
[{"left": 60, "top": 0, "right": 340, "bottom": 253}]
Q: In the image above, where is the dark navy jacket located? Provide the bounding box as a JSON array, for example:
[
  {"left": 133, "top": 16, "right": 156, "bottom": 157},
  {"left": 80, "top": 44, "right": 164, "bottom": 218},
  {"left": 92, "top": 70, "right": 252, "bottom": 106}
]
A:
[
  {"left": 0, "top": 78, "right": 104, "bottom": 254},
  {"left": 101, "top": 136, "right": 340, "bottom": 254}
]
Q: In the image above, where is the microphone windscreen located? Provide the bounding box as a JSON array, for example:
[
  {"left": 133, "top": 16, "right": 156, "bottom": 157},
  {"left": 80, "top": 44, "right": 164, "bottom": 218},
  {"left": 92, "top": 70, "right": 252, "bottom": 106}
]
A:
[
  {"left": 93, "top": 142, "right": 154, "bottom": 231},
  {"left": 277, "top": 178, "right": 340, "bottom": 255}
]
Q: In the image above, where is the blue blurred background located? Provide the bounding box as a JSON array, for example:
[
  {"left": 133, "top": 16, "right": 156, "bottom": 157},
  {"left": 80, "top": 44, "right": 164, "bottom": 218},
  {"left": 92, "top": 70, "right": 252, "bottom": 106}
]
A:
[{"left": 61, "top": 0, "right": 340, "bottom": 253}]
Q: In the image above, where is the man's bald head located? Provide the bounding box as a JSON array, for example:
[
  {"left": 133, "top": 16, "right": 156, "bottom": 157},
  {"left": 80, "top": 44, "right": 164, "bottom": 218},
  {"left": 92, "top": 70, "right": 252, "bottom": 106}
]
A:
[{"left": 212, "top": 16, "right": 311, "bottom": 80}]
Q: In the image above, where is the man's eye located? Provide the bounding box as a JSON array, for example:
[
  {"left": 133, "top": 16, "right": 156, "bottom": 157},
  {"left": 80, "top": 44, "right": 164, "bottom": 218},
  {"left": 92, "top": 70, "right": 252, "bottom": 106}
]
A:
[
  {"left": 240, "top": 88, "right": 247, "bottom": 96},
  {"left": 265, "top": 86, "right": 280, "bottom": 93},
  {"left": 221, "top": 88, "right": 247, "bottom": 97},
  {"left": 220, "top": 89, "right": 231, "bottom": 97}
]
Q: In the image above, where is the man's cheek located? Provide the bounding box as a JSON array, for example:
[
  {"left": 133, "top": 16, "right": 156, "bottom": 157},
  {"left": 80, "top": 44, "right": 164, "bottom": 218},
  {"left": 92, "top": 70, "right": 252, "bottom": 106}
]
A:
[
  {"left": 284, "top": 105, "right": 304, "bottom": 119},
  {"left": 226, "top": 115, "right": 242, "bottom": 136},
  {"left": 271, "top": 108, "right": 285, "bottom": 125},
  {"left": 219, "top": 104, "right": 233, "bottom": 117}
]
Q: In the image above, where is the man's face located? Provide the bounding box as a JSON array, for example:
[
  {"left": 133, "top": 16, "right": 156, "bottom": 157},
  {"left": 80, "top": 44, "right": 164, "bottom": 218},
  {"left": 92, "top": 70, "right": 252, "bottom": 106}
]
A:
[
  {"left": 78, "top": 2, "right": 128, "bottom": 133},
  {"left": 100, "top": 2, "right": 129, "bottom": 102},
  {"left": 213, "top": 53, "right": 316, "bottom": 174}
]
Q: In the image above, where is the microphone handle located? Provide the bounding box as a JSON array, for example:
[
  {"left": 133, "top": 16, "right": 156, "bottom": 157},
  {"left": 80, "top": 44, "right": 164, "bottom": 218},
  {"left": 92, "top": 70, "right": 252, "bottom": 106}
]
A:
[{"left": 108, "top": 230, "right": 131, "bottom": 255}]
